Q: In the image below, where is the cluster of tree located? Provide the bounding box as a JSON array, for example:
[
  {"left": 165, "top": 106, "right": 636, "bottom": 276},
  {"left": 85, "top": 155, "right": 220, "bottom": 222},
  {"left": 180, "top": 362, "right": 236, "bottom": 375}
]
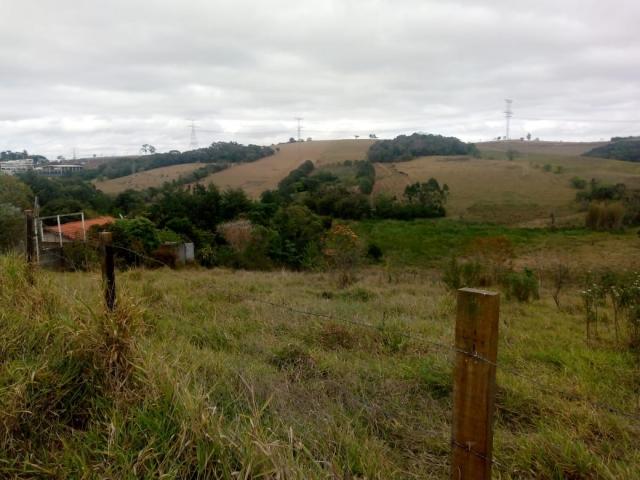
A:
[
  {"left": 0, "top": 150, "right": 47, "bottom": 163},
  {"left": 355, "top": 160, "right": 375, "bottom": 194},
  {"left": 576, "top": 179, "right": 626, "bottom": 204},
  {"left": 584, "top": 138, "right": 640, "bottom": 162},
  {"left": 367, "top": 133, "right": 479, "bottom": 163},
  {"left": 267, "top": 159, "right": 447, "bottom": 220},
  {"left": 104, "top": 185, "right": 328, "bottom": 270},
  {"left": 17, "top": 171, "right": 112, "bottom": 218},
  {"left": 83, "top": 142, "right": 275, "bottom": 180},
  {"left": 4, "top": 158, "right": 445, "bottom": 269}
]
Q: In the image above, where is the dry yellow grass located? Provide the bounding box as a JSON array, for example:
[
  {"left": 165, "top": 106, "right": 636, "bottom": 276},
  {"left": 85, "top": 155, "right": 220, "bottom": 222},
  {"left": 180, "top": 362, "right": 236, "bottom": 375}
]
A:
[
  {"left": 477, "top": 140, "right": 607, "bottom": 156},
  {"left": 199, "top": 139, "right": 375, "bottom": 197},
  {"left": 94, "top": 163, "right": 203, "bottom": 194},
  {"left": 373, "top": 153, "right": 640, "bottom": 224}
]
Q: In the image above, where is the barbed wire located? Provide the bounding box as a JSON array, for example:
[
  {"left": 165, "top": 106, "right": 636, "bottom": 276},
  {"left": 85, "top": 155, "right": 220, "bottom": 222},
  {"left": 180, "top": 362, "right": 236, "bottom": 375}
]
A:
[
  {"left": 451, "top": 440, "right": 503, "bottom": 469},
  {"left": 30, "top": 244, "right": 640, "bottom": 423}
]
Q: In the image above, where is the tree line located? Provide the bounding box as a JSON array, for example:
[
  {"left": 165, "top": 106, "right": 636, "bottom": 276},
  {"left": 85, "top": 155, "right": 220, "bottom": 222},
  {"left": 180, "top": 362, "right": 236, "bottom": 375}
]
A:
[
  {"left": 367, "top": 133, "right": 479, "bottom": 163},
  {"left": 82, "top": 142, "right": 275, "bottom": 180}
]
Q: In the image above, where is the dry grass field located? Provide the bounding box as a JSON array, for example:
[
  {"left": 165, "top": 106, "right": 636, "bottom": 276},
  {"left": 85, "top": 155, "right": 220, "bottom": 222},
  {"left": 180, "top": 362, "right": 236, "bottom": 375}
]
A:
[
  {"left": 476, "top": 140, "right": 607, "bottom": 156},
  {"left": 373, "top": 149, "right": 640, "bottom": 224},
  {"left": 199, "top": 139, "right": 375, "bottom": 197},
  {"left": 94, "top": 162, "right": 203, "bottom": 194}
]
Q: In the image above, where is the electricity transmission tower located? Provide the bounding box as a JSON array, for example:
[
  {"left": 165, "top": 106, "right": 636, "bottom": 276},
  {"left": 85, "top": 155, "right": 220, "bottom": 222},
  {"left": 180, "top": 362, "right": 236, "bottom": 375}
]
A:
[
  {"left": 504, "top": 99, "right": 513, "bottom": 140},
  {"left": 294, "top": 117, "right": 303, "bottom": 142},
  {"left": 189, "top": 120, "right": 199, "bottom": 149}
]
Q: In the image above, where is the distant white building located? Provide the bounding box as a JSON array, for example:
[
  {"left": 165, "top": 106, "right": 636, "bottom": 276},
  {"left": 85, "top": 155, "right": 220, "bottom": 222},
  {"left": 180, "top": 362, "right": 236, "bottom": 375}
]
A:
[
  {"left": 0, "top": 159, "right": 35, "bottom": 175},
  {"left": 36, "top": 164, "right": 83, "bottom": 176},
  {"left": 0, "top": 160, "right": 83, "bottom": 176}
]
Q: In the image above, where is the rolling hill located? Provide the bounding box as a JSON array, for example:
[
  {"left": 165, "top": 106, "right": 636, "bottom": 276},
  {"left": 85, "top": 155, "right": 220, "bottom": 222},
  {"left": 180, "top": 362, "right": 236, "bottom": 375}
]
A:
[
  {"left": 93, "top": 162, "right": 204, "bottom": 194},
  {"left": 373, "top": 141, "right": 640, "bottom": 224},
  {"left": 91, "top": 138, "right": 640, "bottom": 225},
  {"left": 196, "top": 139, "right": 375, "bottom": 196}
]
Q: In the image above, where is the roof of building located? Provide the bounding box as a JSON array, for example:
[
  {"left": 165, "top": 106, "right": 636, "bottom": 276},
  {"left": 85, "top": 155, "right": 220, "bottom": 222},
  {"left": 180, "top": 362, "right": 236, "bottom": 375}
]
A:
[{"left": 44, "top": 216, "right": 115, "bottom": 240}]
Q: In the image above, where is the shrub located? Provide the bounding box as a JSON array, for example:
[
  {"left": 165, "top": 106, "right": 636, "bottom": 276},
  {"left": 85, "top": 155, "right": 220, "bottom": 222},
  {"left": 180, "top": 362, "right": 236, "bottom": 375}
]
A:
[
  {"left": 61, "top": 241, "right": 100, "bottom": 271},
  {"left": 543, "top": 164, "right": 552, "bottom": 172},
  {"left": 196, "top": 244, "right": 217, "bottom": 268},
  {"left": 443, "top": 256, "right": 494, "bottom": 289},
  {"left": 366, "top": 243, "right": 383, "bottom": 263},
  {"left": 270, "top": 205, "right": 325, "bottom": 269},
  {"left": 443, "top": 256, "right": 461, "bottom": 289},
  {"left": 218, "top": 220, "right": 254, "bottom": 252},
  {"left": 570, "top": 177, "right": 587, "bottom": 189},
  {"left": 502, "top": 268, "right": 539, "bottom": 302},
  {"left": 323, "top": 224, "right": 362, "bottom": 288},
  {"left": 358, "top": 177, "right": 374, "bottom": 194},
  {"left": 585, "top": 202, "right": 625, "bottom": 231}
]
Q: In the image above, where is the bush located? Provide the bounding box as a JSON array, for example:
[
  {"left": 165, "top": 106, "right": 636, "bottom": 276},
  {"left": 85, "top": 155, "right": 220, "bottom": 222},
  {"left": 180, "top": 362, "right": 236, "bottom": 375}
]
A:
[
  {"left": 197, "top": 244, "right": 217, "bottom": 268},
  {"left": 442, "top": 257, "right": 492, "bottom": 289},
  {"left": 366, "top": 243, "right": 383, "bottom": 263},
  {"left": 570, "top": 177, "right": 587, "bottom": 189},
  {"left": 585, "top": 202, "right": 625, "bottom": 231},
  {"left": 502, "top": 268, "right": 539, "bottom": 302},
  {"left": 323, "top": 224, "right": 362, "bottom": 288},
  {"left": 61, "top": 242, "right": 100, "bottom": 271}
]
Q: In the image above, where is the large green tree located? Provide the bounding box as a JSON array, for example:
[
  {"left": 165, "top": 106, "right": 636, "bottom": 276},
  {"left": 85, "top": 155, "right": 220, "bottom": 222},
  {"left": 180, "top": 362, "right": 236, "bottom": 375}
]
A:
[{"left": 0, "top": 175, "right": 33, "bottom": 251}]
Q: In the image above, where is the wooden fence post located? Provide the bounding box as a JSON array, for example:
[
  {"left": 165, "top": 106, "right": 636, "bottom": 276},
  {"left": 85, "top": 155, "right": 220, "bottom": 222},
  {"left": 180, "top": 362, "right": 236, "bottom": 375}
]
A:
[
  {"left": 24, "top": 210, "right": 35, "bottom": 284},
  {"left": 451, "top": 288, "right": 500, "bottom": 480},
  {"left": 100, "top": 232, "right": 116, "bottom": 312}
]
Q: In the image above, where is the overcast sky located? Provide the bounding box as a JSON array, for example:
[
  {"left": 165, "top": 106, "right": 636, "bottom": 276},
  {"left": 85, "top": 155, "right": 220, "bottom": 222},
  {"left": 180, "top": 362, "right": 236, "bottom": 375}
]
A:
[{"left": 1, "top": 0, "right": 639, "bottom": 158}]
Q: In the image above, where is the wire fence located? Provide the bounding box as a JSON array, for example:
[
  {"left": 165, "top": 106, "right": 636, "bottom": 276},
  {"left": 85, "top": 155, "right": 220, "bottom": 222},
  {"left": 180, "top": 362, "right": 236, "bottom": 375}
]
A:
[
  {"left": 25, "top": 243, "right": 640, "bottom": 471},
  {"left": 103, "top": 245, "right": 640, "bottom": 424}
]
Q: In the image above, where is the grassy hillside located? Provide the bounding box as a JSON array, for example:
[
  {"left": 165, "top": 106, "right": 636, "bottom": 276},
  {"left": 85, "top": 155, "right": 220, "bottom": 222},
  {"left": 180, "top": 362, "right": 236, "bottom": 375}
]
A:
[
  {"left": 476, "top": 140, "right": 607, "bottom": 156},
  {"left": 89, "top": 138, "right": 640, "bottom": 226},
  {"left": 199, "top": 139, "right": 375, "bottom": 197},
  {"left": 373, "top": 150, "right": 640, "bottom": 224},
  {"left": 1, "top": 250, "right": 638, "bottom": 478},
  {"left": 94, "top": 162, "right": 204, "bottom": 194}
]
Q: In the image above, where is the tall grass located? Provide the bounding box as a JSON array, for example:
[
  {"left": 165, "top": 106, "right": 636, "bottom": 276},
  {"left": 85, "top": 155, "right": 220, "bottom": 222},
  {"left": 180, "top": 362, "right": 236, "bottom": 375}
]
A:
[{"left": 0, "top": 255, "right": 638, "bottom": 478}]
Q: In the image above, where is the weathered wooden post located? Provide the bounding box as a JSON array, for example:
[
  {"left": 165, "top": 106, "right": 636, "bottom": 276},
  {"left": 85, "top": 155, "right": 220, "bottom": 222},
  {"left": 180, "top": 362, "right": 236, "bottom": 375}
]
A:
[
  {"left": 100, "top": 232, "right": 116, "bottom": 311},
  {"left": 24, "top": 210, "right": 35, "bottom": 284},
  {"left": 451, "top": 288, "right": 500, "bottom": 479}
]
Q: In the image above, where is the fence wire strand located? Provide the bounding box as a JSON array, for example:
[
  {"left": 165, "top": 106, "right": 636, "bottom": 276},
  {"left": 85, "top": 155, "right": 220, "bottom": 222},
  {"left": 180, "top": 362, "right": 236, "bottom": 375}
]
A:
[{"left": 38, "top": 244, "right": 640, "bottom": 425}]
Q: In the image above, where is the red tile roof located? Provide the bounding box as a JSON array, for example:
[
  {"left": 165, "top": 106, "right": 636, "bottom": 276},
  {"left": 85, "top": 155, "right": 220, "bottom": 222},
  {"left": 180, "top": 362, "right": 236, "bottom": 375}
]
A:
[{"left": 44, "top": 216, "right": 115, "bottom": 241}]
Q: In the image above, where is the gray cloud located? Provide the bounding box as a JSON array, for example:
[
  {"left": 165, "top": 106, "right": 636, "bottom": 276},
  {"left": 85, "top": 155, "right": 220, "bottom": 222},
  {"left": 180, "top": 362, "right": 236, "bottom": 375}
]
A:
[{"left": 0, "top": 0, "right": 638, "bottom": 158}]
